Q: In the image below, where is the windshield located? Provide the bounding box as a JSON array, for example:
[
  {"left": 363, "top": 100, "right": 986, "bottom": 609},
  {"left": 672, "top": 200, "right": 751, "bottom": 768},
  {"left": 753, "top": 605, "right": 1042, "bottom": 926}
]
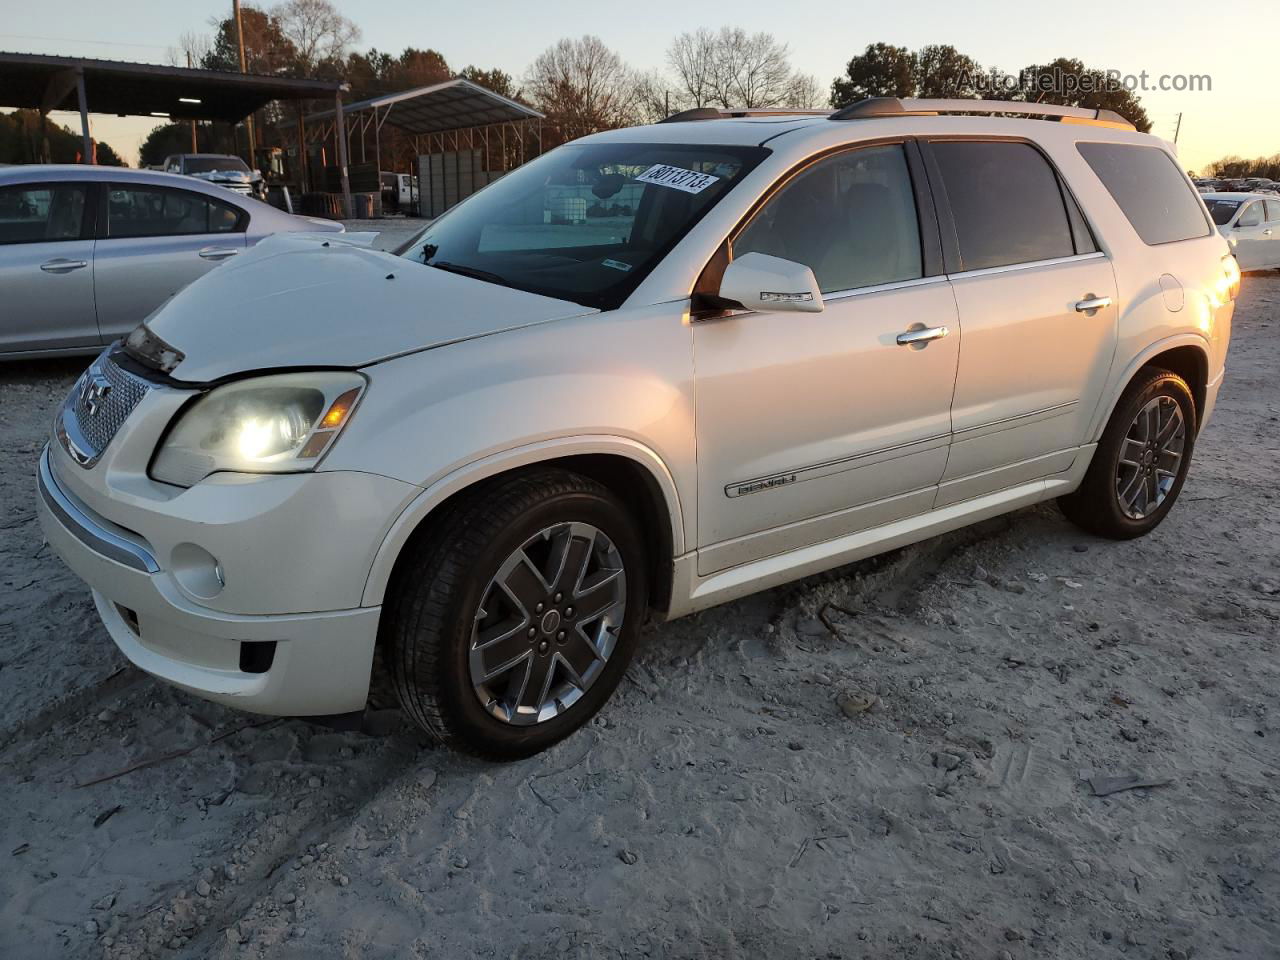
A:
[
  {"left": 1204, "top": 199, "right": 1241, "bottom": 225},
  {"left": 398, "top": 142, "right": 768, "bottom": 309},
  {"left": 184, "top": 157, "right": 250, "bottom": 175}
]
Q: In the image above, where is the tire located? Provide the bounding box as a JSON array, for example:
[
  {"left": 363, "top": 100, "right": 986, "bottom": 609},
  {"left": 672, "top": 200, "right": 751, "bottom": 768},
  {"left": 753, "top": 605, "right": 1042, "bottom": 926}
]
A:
[
  {"left": 1059, "top": 368, "right": 1197, "bottom": 539},
  {"left": 382, "top": 469, "right": 648, "bottom": 760}
]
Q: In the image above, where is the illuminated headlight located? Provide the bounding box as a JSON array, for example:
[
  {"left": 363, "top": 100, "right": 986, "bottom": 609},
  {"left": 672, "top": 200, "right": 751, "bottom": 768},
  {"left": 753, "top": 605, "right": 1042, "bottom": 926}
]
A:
[{"left": 151, "top": 371, "right": 366, "bottom": 487}]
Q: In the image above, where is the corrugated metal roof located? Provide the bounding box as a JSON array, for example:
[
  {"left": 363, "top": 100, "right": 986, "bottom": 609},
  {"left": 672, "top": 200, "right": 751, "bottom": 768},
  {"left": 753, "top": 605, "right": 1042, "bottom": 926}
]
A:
[{"left": 294, "top": 78, "right": 543, "bottom": 134}]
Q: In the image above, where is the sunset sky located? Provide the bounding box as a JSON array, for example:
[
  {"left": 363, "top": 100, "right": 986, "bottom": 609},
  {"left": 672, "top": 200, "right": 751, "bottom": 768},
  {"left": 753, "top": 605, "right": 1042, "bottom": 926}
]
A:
[{"left": 4, "top": 0, "right": 1274, "bottom": 173}]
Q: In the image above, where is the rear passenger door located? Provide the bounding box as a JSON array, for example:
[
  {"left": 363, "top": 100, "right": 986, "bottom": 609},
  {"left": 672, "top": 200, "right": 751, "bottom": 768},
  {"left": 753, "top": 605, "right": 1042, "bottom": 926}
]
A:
[
  {"left": 1265, "top": 201, "right": 1280, "bottom": 269},
  {"left": 923, "top": 139, "right": 1118, "bottom": 506},
  {"left": 0, "top": 181, "right": 98, "bottom": 353},
  {"left": 92, "top": 183, "right": 247, "bottom": 342},
  {"left": 1230, "top": 201, "right": 1271, "bottom": 270}
]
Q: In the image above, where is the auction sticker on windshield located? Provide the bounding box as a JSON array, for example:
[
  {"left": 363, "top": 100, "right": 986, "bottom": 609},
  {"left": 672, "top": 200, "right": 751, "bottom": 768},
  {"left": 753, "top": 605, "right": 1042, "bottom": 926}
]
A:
[{"left": 635, "top": 164, "right": 721, "bottom": 194}]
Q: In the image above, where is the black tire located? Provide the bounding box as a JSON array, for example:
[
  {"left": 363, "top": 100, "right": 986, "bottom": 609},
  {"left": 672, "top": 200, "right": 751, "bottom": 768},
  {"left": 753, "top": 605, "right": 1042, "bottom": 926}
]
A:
[
  {"left": 382, "top": 469, "right": 648, "bottom": 760},
  {"left": 1059, "top": 368, "right": 1197, "bottom": 539}
]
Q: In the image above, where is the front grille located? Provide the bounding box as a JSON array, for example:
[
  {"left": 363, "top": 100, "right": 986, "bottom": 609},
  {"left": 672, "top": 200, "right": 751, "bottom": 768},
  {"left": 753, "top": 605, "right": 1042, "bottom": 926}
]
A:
[{"left": 58, "top": 352, "right": 153, "bottom": 467}]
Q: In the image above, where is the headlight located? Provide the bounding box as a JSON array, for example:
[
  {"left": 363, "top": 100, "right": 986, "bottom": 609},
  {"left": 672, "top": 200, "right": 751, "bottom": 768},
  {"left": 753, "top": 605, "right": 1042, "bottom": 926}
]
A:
[{"left": 151, "top": 371, "right": 366, "bottom": 487}]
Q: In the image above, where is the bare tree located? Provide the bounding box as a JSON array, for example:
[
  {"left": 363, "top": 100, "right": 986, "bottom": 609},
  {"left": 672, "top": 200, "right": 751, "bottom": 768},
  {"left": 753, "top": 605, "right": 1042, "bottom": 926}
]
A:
[
  {"left": 272, "top": 0, "right": 360, "bottom": 73},
  {"left": 526, "top": 36, "right": 640, "bottom": 140},
  {"left": 667, "top": 28, "right": 718, "bottom": 108},
  {"left": 167, "top": 31, "right": 211, "bottom": 69},
  {"left": 667, "top": 27, "right": 806, "bottom": 110},
  {"left": 785, "top": 73, "right": 824, "bottom": 109}
]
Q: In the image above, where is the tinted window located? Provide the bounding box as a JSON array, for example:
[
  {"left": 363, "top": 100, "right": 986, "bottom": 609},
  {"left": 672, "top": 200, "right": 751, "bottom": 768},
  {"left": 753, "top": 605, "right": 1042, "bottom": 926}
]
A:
[
  {"left": 931, "top": 141, "right": 1075, "bottom": 270},
  {"left": 0, "top": 184, "right": 87, "bottom": 245},
  {"left": 734, "top": 144, "right": 923, "bottom": 293},
  {"left": 182, "top": 156, "right": 250, "bottom": 175},
  {"left": 1076, "top": 142, "right": 1211, "bottom": 245},
  {"left": 106, "top": 187, "right": 241, "bottom": 238},
  {"left": 1204, "top": 198, "right": 1242, "bottom": 225}
]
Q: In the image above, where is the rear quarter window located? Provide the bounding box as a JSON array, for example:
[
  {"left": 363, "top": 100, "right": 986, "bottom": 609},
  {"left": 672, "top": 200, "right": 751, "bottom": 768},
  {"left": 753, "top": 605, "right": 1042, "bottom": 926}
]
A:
[{"left": 1076, "top": 142, "right": 1211, "bottom": 245}]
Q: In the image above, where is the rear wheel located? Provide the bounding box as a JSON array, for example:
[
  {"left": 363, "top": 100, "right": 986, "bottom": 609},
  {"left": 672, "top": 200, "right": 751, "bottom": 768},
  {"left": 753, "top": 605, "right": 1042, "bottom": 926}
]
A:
[
  {"left": 1059, "top": 369, "right": 1196, "bottom": 539},
  {"left": 383, "top": 469, "right": 647, "bottom": 760}
]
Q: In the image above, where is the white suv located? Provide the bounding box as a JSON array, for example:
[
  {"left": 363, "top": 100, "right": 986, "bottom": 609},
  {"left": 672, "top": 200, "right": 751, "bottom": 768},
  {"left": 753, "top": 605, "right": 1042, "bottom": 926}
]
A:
[{"left": 37, "top": 99, "right": 1238, "bottom": 758}]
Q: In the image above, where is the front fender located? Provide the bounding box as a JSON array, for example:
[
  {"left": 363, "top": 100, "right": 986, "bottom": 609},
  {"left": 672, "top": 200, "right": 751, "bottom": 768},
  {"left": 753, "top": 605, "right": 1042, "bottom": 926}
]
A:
[{"left": 359, "top": 434, "right": 685, "bottom": 607}]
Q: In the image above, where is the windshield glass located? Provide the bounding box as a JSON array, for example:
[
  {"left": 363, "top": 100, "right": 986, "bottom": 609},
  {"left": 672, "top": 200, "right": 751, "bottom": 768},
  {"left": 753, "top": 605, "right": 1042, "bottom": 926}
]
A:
[
  {"left": 1204, "top": 199, "right": 1241, "bottom": 225},
  {"left": 398, "top": 142, "right": 768, "bottom": 309},
  {"left": 184, "top": 157, "right": 250, "bottom": 175}
]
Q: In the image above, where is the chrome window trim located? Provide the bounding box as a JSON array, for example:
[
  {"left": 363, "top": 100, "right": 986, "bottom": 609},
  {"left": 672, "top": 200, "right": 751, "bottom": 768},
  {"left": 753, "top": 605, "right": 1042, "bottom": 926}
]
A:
[
  {"left": 822, "top": 274, "right": 949, "bottom": 302},
  {"left": 38, "top": 447, "right": 159, "bottom": 574},
  {"left": 946, "top": 250, "right": 1106, "bottom": 282}
]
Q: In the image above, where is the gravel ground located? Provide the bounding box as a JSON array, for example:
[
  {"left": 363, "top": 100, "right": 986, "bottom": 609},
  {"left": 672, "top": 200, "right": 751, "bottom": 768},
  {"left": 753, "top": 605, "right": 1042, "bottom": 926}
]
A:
[{"left": 1, "top": 269, "right": 1277, "bottom": 960}]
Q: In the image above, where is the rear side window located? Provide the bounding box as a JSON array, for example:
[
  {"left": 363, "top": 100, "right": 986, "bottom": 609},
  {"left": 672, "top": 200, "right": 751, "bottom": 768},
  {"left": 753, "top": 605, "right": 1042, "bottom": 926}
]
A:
[
  {"left": 930, "top": 141, "right": 1077, "bottom": 271},
  {"left": 1076, "top": 142, "right": 1211, "bottom": 245},
  {"left": 104, "top": 186, "right": 243, "bottom": 239},
  {"left": 1267, "top": 200, "right": 1280, "bottom": 222}
]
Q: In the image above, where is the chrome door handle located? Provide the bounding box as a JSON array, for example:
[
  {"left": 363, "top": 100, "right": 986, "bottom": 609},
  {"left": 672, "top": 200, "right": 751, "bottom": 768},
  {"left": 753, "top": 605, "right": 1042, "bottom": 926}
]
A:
[
  {"left": 40, "top": 258, "right": 88, "bottom": 274},
  {"left": 1074, "top": 295, "right": 1112, "bottom": 314},
  {"left": 1265, "top": 229, "right": 1274, "bottom": 236},
  {"left": 896, "top": 325, "right": 950, "bottom": 346},
  {"left": 198, "top": 247, "right": 239, "bottom": 261}
]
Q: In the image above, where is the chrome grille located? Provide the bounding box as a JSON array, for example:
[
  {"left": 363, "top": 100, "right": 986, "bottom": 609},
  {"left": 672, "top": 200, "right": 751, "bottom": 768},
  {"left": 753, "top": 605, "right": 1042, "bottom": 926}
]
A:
[{"left": 57, "top": 352, "right": 153, "bottom": 467}]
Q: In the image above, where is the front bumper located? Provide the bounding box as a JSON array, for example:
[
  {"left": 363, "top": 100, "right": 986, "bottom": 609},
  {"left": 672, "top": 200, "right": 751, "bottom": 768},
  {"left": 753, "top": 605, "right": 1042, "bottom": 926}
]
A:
[{"left": 36, "top": 447, "right": 402, "bottom": 716}]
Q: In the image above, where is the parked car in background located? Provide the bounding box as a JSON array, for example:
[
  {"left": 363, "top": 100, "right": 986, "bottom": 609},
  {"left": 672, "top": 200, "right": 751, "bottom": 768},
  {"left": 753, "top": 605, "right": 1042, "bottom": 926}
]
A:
[
  {"left": 37, "top": 99, "right": 1236, "bottom": 759},
  {"left": 1205, "top": 192, "right": 1280, "bottom": 270},
  {"left": 0, "top": 165, "right": 342, "bottom": 357},
  {"left": 380, "top": 171, "right": 419, "bottom": 214},
  {"left": 162, "top": 153, "right": 266, "bottom": 201}
]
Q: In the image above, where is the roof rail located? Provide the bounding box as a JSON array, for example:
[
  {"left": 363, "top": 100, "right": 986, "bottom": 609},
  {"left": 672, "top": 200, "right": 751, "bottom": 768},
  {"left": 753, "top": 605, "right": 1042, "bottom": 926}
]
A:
[
  {"left": 829, "top": 97, "right": 1135, "bottom": 131},
  {"left": 659, "top": 106, "right": 832, "bottom": 124}
]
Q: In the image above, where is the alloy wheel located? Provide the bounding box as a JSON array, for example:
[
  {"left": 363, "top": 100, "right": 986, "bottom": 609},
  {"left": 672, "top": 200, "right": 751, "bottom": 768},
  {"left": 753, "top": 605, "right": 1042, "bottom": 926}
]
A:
[
  {"left": 468, "top": 521, "right": 627, "bottom": 725},
  {"left": 1115, "top": 395, "right": 1186, "bottom": 520}
]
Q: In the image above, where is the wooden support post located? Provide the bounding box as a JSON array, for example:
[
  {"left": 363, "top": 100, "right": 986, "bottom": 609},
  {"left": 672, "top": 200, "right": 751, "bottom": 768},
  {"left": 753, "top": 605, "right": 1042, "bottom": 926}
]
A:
[{"left": 334, "top": 90, "right": 353, "bottom": 218}]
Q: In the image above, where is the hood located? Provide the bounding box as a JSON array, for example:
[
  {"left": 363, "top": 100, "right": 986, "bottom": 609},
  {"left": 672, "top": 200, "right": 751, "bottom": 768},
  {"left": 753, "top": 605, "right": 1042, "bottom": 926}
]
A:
[
  {"left": 191, "top": 169, "right": 261, "bottom": 185},
  {"left": 144, "top": 233, "right": 597, "bottom": 382}
]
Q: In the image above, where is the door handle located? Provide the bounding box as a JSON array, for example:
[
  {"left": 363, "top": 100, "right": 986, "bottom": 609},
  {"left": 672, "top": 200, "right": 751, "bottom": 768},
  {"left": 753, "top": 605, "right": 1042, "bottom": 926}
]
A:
[
  {"left": 1265, "top": 229, "right": 1274, "bottom": 236},
  {"left": 198, "top": 247, "right": 239, "bottom": 261},
  {"left": 40, "top": 258, "right": 88, "bottom": 274},
  {"left": 896, "top": 325, "right": 950, "bottom": 346},
  {"left": 1074, "top": 295, "right": 1112, "bottom": 314}
]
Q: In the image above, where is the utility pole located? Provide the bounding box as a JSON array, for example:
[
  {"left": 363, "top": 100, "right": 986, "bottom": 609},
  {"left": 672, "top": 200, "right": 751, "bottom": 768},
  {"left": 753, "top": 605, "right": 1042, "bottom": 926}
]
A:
[
  {"left": 187, "top": 51, "right": 198, "bottom": 153},
  {"left": 1173, "top": 112, "right": 1183, "bottom": 145},
  {"left": 233, "top": 0, "right": 257, "bottom": 157}
]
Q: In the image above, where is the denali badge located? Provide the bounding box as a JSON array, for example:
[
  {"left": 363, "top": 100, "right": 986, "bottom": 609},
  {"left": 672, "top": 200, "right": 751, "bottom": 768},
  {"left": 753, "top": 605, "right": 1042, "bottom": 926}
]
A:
[{"left": 726, "top": 473, "right": 798, "bottom": 498}]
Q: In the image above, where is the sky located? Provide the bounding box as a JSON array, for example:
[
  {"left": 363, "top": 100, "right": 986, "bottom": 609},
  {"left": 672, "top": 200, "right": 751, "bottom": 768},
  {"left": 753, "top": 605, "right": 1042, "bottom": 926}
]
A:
[{"left": 4, "top": 0, "right": 1275, "bottom": 173}]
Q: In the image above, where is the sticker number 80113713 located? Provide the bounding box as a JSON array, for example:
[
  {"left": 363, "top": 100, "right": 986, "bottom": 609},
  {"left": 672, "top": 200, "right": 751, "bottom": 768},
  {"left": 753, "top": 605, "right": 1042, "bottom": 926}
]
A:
[{"left": 634, "top": 164, "right": 722, "bottom": 194}]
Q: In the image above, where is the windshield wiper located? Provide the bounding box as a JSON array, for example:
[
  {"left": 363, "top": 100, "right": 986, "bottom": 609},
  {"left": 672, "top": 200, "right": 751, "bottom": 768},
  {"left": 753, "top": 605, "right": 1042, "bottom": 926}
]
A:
[{"left": 426, "top": 260, "right": 507, "bottom": 285}]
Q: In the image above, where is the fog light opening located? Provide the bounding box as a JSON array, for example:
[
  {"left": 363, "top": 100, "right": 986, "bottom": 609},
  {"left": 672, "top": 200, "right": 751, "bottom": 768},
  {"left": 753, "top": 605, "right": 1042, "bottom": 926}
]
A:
[{"left": 238, "top": 641, "right": 277, "bottom": 674}]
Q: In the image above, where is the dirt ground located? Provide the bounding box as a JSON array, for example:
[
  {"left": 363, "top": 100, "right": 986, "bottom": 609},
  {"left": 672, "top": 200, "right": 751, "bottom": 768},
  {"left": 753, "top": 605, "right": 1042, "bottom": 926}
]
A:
[{"left": 1, "top": 268, "right": 1277, "bottom": 960}]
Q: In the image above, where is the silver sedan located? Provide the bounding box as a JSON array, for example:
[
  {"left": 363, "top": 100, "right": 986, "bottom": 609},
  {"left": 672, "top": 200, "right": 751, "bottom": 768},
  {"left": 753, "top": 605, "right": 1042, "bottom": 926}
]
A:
[{"left": 0, "top": 165, "right": 342, "bottom": 358}]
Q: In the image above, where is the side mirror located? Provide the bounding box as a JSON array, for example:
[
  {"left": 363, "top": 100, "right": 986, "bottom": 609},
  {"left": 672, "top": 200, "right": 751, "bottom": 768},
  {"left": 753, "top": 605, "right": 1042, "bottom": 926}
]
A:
[{"left": 718, "top": 252, "right": 823, "bottom": 313}]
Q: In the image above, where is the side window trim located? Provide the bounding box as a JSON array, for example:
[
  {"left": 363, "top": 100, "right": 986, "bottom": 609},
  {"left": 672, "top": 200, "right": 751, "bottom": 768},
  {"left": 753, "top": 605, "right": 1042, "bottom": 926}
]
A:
[
  {"left": 692, "top": 136, "right": 944, "bottom": 308},
  {"left": 918, "top": 136, "right": 1107, "bottom": 276}
]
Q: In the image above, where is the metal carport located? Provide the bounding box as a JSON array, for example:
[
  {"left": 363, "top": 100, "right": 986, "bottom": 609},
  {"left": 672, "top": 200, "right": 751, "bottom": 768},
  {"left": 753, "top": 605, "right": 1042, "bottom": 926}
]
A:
[{"left": 0, "top": 51, "right": 354, "bottom": 212}]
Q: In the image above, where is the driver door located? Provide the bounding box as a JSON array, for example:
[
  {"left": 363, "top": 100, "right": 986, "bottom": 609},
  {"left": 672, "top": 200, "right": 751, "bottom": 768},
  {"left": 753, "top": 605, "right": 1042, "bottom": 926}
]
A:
[{"left": 692, "top": 142, "right": 959, "bottom": 575}]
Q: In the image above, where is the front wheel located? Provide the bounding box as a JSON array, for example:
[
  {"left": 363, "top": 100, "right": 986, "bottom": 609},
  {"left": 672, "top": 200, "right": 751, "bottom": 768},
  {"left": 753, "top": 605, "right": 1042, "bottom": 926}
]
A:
[
  {"left": 383, "top": 469, "right": 648, "bottom": 760},
  {"left": 1059, "top": 368, "right": 1197, "bottom": 539}
]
